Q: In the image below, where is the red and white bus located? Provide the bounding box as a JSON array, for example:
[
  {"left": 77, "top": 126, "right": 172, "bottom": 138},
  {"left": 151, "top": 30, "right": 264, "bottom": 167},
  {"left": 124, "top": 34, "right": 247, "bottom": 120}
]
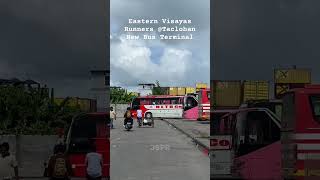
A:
[
  {"left": 130, "top": 95, "right": 188, "bottom": 119},
  {"left": 131, "top": 89, "right": 210, "bottom": 120},
  {"left": 211, "top": 85, "right": 320, "bottom": 179},
  {"left": 130, "top": 89, "right": 210, "bottom": 120}
]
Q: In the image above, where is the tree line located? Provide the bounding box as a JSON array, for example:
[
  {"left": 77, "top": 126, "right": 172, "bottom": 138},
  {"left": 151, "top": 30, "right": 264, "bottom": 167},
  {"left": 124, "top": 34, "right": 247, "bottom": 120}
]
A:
[{"left": 0, "top": 86, "right": 82, "bottom": 135}]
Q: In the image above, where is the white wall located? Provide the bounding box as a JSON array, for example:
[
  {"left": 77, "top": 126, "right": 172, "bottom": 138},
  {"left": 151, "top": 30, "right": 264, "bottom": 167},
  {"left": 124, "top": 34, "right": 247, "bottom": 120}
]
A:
[
  {"left": 0, "top": 135, "right": 59, "bottom": 177},
  {"left": 111, "top": 103, "right": 129, "bottom": 118}
]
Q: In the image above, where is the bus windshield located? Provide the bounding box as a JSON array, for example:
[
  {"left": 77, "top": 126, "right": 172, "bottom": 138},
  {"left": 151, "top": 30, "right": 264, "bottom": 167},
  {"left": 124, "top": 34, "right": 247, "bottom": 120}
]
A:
[
  {"left": 131, "top": 98, "right": 140, "bottom": 110},
  {"left": 310, "top": 95, "right": 320, "bottom": 123},
  {"left": 67, "top": 114, "right": 107, "bottom": 153}
]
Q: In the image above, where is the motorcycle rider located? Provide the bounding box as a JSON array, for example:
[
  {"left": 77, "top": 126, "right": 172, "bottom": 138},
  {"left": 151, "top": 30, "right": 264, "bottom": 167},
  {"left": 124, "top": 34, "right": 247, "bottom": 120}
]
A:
[{"left": 123, "top": 107, "right": 133, "bottom": 127}]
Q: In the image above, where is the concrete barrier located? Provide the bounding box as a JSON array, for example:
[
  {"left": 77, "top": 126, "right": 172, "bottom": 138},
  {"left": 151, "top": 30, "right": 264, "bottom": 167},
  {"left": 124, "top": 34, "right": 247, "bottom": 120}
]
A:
[{"left": 111, "top": 104, "right": 129, "bottom": 118}]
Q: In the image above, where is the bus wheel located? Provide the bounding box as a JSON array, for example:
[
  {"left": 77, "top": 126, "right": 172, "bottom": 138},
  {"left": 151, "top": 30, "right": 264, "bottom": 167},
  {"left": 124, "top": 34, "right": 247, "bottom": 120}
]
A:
[{"left": 145, "top": 112, "right": 152, "bottom": 119}]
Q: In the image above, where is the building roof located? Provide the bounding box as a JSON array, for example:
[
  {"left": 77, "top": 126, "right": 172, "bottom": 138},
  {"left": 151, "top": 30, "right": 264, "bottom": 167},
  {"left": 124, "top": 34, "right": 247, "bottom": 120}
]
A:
[
  {"left": 0, "top": 78, "right": 40, "bottom": 85},
  {"left": 138, "top": 83, "right": 155, "bottom": 86},
  {"left": 24, "top": 79, "right": 39, "bottom": 85},
  {"left": 90, "top": 70, "right": 109, "bottom": 75}
]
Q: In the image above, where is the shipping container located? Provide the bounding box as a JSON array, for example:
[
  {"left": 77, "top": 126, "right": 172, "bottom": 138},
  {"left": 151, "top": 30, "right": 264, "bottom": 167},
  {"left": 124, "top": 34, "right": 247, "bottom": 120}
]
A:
[
  {"left": 169, "top": 87, "right": 178, "bottom": 96},
  {"left": 274, "top": 83, "right": 308, "bottom": 99},
  {"left": 196, "top": 83, "right": 207, "bottom": 89},
  {"left": 160, "top": 87, "right": 169, "bottom": 95},
  {"left": 211, "top": 80, "right": 242, "bottom": 107},
  {"left": 186, "top": 87, "right": 196, "bottom": 94},
  {"left": 274, "top": 68, "right": 311, "bottom": 84},
  {"left": 54, "top": 97, "right": 97, "bottom": 112},
  {"left": 177, "top": 87, "right": 186, "bottom": 95},
  {"left": 243, "top": 80, "right": 269, "bottom": 102},
  {"left": 130, "top": 92, "right": 140, "bottom": 97},
  {"left": 152, "top": 87, "right": 168, "bottom": 95}
]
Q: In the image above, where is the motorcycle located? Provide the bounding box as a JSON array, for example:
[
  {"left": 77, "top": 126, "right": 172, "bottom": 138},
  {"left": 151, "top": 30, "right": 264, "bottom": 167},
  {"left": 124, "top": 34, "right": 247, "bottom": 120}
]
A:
[{"left": 125, "top": 121, "right": 133, "bottom": 131}]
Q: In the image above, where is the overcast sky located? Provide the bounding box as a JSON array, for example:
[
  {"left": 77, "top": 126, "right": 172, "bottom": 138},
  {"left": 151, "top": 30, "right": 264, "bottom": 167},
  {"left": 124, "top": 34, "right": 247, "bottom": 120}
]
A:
[
  {"left": 0, "top": 0, "right": 107, "bottom": 97},
  {"left": 213, "top": 0, "right": 320, "bottom": 83},
  {"left": 110, "top": 0, "right": 210, "bottom": 91},
  {"left": 2, "top": 0, "right": 320, "bottom": 98}
]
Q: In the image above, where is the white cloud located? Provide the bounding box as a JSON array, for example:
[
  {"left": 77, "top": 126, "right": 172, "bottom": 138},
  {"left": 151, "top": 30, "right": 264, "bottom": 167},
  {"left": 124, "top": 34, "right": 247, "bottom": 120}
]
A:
[
  {"left": 111, "top": 34, "right": 196, "bottom": 87},
  {"left": 110, "top": 0, "right": 210, "bottom": 89}
]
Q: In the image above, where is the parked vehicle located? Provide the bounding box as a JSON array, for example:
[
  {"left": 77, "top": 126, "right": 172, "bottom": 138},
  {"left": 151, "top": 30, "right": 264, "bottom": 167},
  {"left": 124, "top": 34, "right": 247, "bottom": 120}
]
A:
[
  {"left": 211, "top": 83, "right": 320, "bottom": 179},
  {"left": 197, "top": 89, "right": 210, "bottom": 121},
  {"left": 282, "top": 85, "right": 320, "bottom": 179},
  {"left": 240, "top": 99, "right": 283, "bottom": 120},
  {"left": 210, "top": 109, "right": 239, "bottom": 135},
  {"left": 210, "top": 108, "right": 281, "bottom": 179},
  {"left": 130, "top": 95, "right": 198, "bottom": 119},
  {"left": 65, "top": 112, "right": 110, "bottom": 179}
]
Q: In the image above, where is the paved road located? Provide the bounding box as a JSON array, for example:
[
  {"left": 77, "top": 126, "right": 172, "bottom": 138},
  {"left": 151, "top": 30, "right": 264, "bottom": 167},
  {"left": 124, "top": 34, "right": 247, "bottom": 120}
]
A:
[
  {"left": 163, "top": 119, "right": 210, "bottom": 148},
  {"left": 110, "top": 118, "right": 209, "bottom": 180}
]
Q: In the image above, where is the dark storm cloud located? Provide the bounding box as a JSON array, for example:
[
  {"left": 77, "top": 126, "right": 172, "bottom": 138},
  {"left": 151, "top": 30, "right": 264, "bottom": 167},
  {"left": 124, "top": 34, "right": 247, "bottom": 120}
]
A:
[
  {"left": 0, "top": 0, "right": 108, "bottom": 97},
  {"left": 213, "top": 0, "right": 320, "bottom": 83}
]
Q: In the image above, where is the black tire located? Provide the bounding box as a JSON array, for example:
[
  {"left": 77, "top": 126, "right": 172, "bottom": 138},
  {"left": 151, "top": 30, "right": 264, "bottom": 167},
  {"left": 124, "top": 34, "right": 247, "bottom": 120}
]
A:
[{"left": 145, "top": 112, "right": 152, "bottom": 119}]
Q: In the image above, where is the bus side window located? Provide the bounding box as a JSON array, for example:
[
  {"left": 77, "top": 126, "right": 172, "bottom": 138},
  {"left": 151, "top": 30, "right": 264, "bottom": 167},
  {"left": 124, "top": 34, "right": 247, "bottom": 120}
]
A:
[
  {"left": 234, "top": 113, "right": 245, "bottom": 156},
  {"left": 155, "top": 99, "right": 161, "bottom": 105},
  {"left": 310, "top": 96, "right": 320, "bottom": 122},
  {"left": 151, "top": 99, "right": 157, "bottom": 105},
  {"left": 237, "top": 111, "right": 280, "bottom": 156},
  {"left": 140, "top": 99, "right": 149, "bottom": 105},
  {"left": 163, "top": 99, "right": 170, "bottom": 104},
  {"left": 171, "top": 98, "right": 179, "bottom": 104}
]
